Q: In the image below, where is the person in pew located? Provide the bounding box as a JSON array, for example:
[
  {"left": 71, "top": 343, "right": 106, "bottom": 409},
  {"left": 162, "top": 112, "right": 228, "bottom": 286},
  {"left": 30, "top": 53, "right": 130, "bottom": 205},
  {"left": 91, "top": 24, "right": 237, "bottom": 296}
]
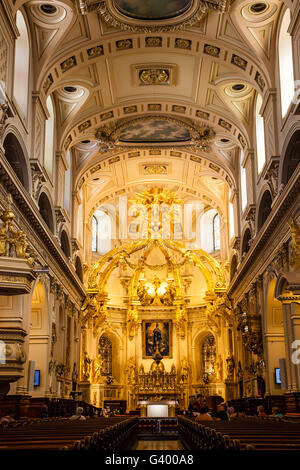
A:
[
  {"left": 69, "top": 406, "right": 86, "bottom": 421},
  {"left": 40, "top": 404, "right": 49, "bottom": 418},
  {"left": 216, "top": 402, "right": 229, "bottom": 421},
  {"left": 257, "top": 405, "right": 267, "bottom": 417},
  {"left": 271, "top": 407, "right": 284, "bottom": 418},
  {"left": 229, "top": 406, "right": 247, "bottom": 420},
  {"left": 195, "top": 407, "right": 213, "bottom": 422},
  {"left": 0, "top": 409, "right": 16, "bottom": 426}
]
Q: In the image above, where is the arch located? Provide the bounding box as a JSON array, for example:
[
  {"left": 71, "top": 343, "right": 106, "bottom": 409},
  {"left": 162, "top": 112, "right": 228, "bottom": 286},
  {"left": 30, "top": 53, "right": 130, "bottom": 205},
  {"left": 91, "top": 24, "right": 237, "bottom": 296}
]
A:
[
  {"left": 29, "top": 281, "right": 49, "bottom": 396},
  {"left": 75, "top": 256, "right": 83, "bottom": 282},
  {"left": 200, "top": 209, "right": 220, "bottom": 253},
  {"left": 230, "top": 254, "right": 238, "bottom": 281},
  {"left": 281, "top": 130, "right": 300, "bottom": 185},
  {"left": 13, "top": 10, "right": 30, "bottom": 118},
  {"left": 255, "top": 94, "right": 266, "bottom": 174},
  {"left": 97, "top": 330, "right": 121, "bottom": 382},
  {"left": 3, "top": 133, "right": 30, "bottom": 191},
  {"left": 38, "top": 192, "right": 55, "bottom": 232},
  {"left": 60, "top": 229, "right": 71, "bottom": 259},
  {"left": 192, "top": 329, "right": 215, "bottom": 382},
  {"left": 241, "top": 228, "right": 252, "bottom": 257},
  {"left": 44, "top": 95, "right": 55, "bottom": 177},
  {"left": 278, "top": 8, "right": 294, "bottom": 117},
  {"left": 257, "top": 190, "right": 272, "bottom": 231},
  {"left": 201, "top": 333, "right": 216, "bottom": 376},
  {"left": 98, "top": 334, "right": 112, "bottom": 376},
  {"left": 92, "top": 209, "right": 112, "bottom": 255}
]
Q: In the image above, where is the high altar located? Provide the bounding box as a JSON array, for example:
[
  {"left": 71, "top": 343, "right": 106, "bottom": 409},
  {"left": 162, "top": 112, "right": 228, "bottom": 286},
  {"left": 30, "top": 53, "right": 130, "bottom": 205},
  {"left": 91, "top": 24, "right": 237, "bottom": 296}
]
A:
[{"left": 79, "top": 189, "right": 235, "bottom": 411}]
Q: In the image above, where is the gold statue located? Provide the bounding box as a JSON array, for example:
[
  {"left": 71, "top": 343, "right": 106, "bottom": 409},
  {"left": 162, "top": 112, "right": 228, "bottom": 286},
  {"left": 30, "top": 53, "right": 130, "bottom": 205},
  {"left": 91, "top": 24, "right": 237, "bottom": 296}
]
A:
[
  {"left": 180, "top": 357, "right": 190, "bottom": 382},
  {"left": 81, "top": 352, "right": 92, "bottom": 381},
  {"left": 92, "top": 354, "right": 103, "bottom": 383},
  {"left": 215, "top": 354, "right": 223, "bottom": 381},
  {"left": 126, "top": 357, "right": 136, "bottom": 385}
]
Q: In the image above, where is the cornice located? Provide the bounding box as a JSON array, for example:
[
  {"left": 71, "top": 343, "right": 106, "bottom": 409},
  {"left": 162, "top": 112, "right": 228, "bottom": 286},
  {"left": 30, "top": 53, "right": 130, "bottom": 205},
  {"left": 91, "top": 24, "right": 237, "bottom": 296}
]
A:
[
  {"left": 0, "top": 153, "right": 86, "bottom": 298},
  {"left": 228, "top": 165, "right": 300, "bottom": 297}
]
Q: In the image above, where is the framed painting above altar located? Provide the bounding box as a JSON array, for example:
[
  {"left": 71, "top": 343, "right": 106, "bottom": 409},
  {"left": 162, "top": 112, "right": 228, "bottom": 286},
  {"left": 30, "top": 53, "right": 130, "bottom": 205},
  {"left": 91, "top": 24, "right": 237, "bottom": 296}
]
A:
[{"left": 142, "top": 320, "right": 172, "bottom": 358}]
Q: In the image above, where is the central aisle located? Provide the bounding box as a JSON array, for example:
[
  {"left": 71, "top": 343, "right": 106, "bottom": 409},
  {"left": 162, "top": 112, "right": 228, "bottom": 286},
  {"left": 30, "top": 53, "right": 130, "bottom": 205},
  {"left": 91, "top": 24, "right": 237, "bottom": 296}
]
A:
[{"left": 134, "top": 440, "right": 184, "bottom": 450}]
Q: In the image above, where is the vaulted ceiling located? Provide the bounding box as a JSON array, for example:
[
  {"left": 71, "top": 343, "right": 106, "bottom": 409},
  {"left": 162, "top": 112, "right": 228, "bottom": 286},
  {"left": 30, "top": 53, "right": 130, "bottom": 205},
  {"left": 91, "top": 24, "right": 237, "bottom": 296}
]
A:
[{"left": 12, "top": 0, "right": 284, "bottom": 211}]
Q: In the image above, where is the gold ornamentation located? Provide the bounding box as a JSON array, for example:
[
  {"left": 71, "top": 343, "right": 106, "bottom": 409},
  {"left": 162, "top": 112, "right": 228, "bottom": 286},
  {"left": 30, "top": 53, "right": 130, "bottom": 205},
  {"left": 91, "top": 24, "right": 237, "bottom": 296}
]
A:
[
  {"left": 123, "top": 105, "right": 137, "bottom": 114},
  {"left": 92, "top": 0, "right": 230, "bottom": 33},
  {"left": 81, "top": 351, "right": 92, "bottom": 381},
  {"left": 60, "top": 56, "right": 77, "bottom": 73},
  {"left": 64, "top": 135, "right": 72, "bottom": 150},
  {"left": 116, "top": 39, "right": 132, "bottom": 50},
  {"left": 175, "top": 38, "right": 191, "bottom": 50},
  {"left": 139, "top": 68, "right": 169, "bottom": 86},
  {"left": 196, "top": 110, "right": 209, "bottom": 120},
  {"left": 126, "top": 357, "right": 136, "bottom": 385},
  {"left": 100, "top": 111, "right": 114, "bottom": 121},
  {"left": 87, "top": 45, "right": 104, "bottom": 58},
  {"left": 145, "top": 37, "right": 162, "bottom": 47},
  {"left": 218, "top": 118, "right": 232, "bottom": 130},
  {"left": 148, "top": 104, "right": 162, "bottom": 111},
  {"left": 204, "top": 44, "right": 220, "bottom": 57},
  {"left": 231, "top": 54, "right": 248, "bottom": 70},
  {"left": 92, "top": 354, "right": 103, "bottom": 383},
  {"left": 0, "top": 206, "right": 34, "bottom": 266},
  {"left": 289, "top": 218, "right": 300, "bottom": 268},
  {"left": 143, "top": 164, "right": 168, "bottom": 175},
  {"left": 172, "top": 105, "right": 186, "bottom": 113},
  {"left": 78, "top": 120, "right": 91, "bottom": 132},
  {"left": 255, "top": 71, "right": 265, "bottom": 91},
  {"left": 43, "top": 74, "right": 53, "bottom": 93},
  {"left": 0, "top": 102, "right": 9, "bottom": 138}
]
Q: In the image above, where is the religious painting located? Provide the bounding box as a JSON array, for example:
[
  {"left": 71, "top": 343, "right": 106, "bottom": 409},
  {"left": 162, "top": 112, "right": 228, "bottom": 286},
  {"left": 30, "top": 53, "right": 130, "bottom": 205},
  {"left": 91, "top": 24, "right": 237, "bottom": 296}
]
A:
[
  {"left": 114, "top": 0, "right": 192, "bottom": 20},
  {"left": 142, "top": 320, "right": 172, "bottom": 358},
  {"left": 119, "top": 119, "right": 190, "bottom": 143}
]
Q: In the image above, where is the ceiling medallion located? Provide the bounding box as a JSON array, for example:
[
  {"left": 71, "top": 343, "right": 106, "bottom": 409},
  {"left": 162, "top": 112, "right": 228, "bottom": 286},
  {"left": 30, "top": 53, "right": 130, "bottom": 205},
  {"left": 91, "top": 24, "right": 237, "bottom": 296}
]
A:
[
  {"left": 78, "top": 0, "right": 230, "bottom": 32},
  {"left": 94, "top": 115, "right": 215, "bottom": 152}
]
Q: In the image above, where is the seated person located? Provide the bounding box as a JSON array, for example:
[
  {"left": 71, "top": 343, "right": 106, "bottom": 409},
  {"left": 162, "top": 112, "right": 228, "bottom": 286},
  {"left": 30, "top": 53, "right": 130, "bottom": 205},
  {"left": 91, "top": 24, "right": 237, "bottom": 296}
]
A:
[
  {"left": 0, "top": 409, "right": 15, "bottom": 426},
  {"left": 40, "top": 404, "right": 49, "bottom": 418},
  {"left": 216, "top": 402, "right": 228, "bottom": 421},
  {"left": 229, "top": 406, "right": 247, "bottom": 419},
  {"left": 195, "top": 406, "right": 213, "bottom": 421},
  {"left": 69, "top": 406, "right": 86, "bottom": 421},
  {"left": 271, "top": 407, "right": 284, "bottom": 418},
  {"left": 257, "top": 405, "right": 267, "bottom": 417}
]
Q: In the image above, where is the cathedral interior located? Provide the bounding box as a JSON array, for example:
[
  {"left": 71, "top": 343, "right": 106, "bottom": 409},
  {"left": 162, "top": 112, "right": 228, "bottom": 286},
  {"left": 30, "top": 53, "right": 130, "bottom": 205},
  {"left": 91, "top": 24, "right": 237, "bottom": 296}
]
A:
[{"left": 0, "top": 0, "right": 299, "bottom": 453}]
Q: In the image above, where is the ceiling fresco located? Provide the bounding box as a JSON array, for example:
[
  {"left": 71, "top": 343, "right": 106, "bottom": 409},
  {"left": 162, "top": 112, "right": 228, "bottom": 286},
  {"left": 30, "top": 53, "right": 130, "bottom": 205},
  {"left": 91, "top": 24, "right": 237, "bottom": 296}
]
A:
[
  {"left": 114, "top": 0, "right": 192, "bottom": 20},
  {"left": 118, "top": 119, "right": 191, "bottom": 142}
]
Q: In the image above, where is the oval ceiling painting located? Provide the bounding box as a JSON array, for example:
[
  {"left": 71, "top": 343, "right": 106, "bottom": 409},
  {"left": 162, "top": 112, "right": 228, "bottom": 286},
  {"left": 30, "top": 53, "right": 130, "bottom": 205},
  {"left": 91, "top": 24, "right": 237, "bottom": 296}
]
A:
[
  {"left": 114, "top": 0, "right": 192, "bottom": 20},
  {"left": 119, "top": 119, "right": 191, "bottom": 143}
]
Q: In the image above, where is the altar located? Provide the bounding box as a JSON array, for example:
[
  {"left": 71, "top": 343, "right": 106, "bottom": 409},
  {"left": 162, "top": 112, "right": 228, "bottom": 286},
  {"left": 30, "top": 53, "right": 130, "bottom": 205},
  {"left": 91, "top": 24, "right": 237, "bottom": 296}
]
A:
[{"left": 139, "top": 400, "right": 176, "bottom": 417}]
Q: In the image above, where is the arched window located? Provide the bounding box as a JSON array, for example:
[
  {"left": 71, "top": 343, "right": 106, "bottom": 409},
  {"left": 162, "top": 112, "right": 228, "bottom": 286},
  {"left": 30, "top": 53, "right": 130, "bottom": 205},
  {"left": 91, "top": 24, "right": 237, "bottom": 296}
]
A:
[
  {"left": 3, "top": 133, "right": 29, "bottom": 191},
  {"left": 60, "top": 230, "right": 70, "bottom": 259},
  {"left": 13, "top": 11, "right": 29, "bottom": 118},
  {"left": 281, "top": 130, "right": 300, "bottom": 185},
  {"left": 200, "top": 209, "right": 220, "bottom": 253},
  {"left": 44, "top": 95, "right": 55, "bottom": 177},
  {"left": 75, "top": 257, "right": 83, "bottom": 282},
  {"left": 64, "top": 151, "right": 71, "bottom": 214},
  {"left": 240, "top": 152, "right": 247, "bottom": 211},
  {"left": 242, "top": 228, "right": 252, "bottom": 257},
  {"left": 92, "top": 210, "right": 112, "bottom": 255},
  {"left": 38, "top": 192, "right": 54, "bottom": 232},
  {"left": 230, "top": 255, "right": 238, "bottom": 281},
  {"left": 213, "top": 213, "right": 220, "bottom": 251},
  {"left": 92, "top": 216, "right": 98, "bottom": 252},
  {"left": 229, "top": 201, "right": 235, "bottom": 239},
  {"left": 98, "top": 335, "right": 112, "bottom": 376},
  {"left": 202, "top": 334, "right": 216, "bottom": 375},
  {"left": 255, "top": 94, "right": 266, "bottom": 174},
  {"left": 279, "top": 9, "right": 294, "bottom": 117},
  {"left": 258, "top": 190, "right": 272, "bottom": 231}
]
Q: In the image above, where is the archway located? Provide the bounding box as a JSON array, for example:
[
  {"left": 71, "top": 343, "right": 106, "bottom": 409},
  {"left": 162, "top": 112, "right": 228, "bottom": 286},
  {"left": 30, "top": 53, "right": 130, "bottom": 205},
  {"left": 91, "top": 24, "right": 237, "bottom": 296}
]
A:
[
  {"left": 264, "top": 278, "right": 285, "bottom": 395},
  {"left": 28, "top": 281, "right": 49, "bottom": 396},
  {"left": 257, "top": 190, "right": 272, "bottom": 231},
  {"left": 3, "top": 133, "right": 30, "bottom": 191},
  {"left": 38, "top": 193, "right": 54, "bottom": 232},
  {"left": 281, "top": 130, "right": 300, "bottom": 185},
  {"left": 242, "top": 228, "right": 252, "bottom": 257},
  {"left": 60, "top": 230, "right": 71, "bottom": 259}
]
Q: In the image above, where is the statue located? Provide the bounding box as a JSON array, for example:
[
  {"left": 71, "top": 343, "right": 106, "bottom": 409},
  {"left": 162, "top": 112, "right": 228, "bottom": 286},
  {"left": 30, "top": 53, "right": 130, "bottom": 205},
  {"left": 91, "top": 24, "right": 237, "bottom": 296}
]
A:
[
  {"left": 82, "top": 352, "right": 92, "bottom": 381},
  {"left": 180, "top": 357, "right": 189, "bottom": 382},
  {"left": 72, "top": 363, "right": 78, "bottom": 391},
  {"left": 226, "top": 353, "right": 235, "bottom": 380},
  {"left": 215, "top": 354, "right": 223, "bottom": 382},
  {"left": 92, "top": 353, "right": 103, "bottom": 383},
  {"left": 126, "top": 357, "right": 136, "bottom": 385}
]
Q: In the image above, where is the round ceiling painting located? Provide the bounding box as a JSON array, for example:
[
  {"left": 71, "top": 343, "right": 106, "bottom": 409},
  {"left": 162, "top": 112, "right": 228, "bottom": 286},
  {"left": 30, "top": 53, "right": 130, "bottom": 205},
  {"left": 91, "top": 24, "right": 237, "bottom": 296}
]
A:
[{"left": 114, "top": 0, "right": 192, "bottom": 20}]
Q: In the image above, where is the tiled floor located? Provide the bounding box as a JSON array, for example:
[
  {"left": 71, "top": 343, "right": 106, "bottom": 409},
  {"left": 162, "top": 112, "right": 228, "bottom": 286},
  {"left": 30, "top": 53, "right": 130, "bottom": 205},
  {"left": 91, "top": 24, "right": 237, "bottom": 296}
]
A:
[{"left": 135, "top": 440, "right": 184, "bottom": 450}]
